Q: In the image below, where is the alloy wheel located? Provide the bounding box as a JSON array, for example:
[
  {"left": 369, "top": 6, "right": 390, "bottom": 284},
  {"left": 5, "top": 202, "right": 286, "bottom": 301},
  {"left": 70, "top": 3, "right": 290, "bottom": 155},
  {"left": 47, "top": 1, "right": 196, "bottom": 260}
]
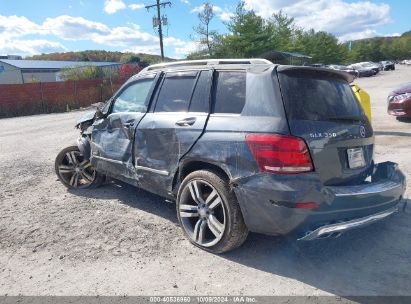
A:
[
  {"left": 178, "top": 180, "right": 226, "bottom": 247},
  {"left": 57, "top": 150, "right": 96, "bottom": 188}
]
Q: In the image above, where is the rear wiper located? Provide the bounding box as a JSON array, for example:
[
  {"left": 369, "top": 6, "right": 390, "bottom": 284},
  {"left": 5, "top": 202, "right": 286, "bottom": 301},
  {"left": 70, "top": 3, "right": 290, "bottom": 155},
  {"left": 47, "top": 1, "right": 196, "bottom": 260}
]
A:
[{"left": 328, "top": 115, "right": 362, "bottom": 122}]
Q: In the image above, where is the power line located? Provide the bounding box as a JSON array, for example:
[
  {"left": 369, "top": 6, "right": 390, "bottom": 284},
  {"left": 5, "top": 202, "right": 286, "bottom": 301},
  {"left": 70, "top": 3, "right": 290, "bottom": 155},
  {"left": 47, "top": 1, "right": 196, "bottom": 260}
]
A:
[{"left": 145, "top": 0, "right": 172, "bottom": 61}]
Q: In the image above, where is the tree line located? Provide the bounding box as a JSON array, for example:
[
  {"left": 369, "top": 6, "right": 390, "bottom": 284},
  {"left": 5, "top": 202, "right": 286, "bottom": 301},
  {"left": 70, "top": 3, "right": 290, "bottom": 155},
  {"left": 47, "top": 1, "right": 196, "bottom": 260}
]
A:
[
  {"left": 27, "top": 51, "right": 174, "bottom": 65},
  {"left": 58, "top": 63, "right": 143, "bottom": 82},
  {"left": 189, "top": 1, "right": 411, "bottom": 64}
]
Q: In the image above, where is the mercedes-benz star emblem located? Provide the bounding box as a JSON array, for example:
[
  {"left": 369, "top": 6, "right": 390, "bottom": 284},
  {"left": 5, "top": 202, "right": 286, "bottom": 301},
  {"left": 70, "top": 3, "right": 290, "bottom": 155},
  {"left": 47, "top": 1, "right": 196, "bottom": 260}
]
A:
[{"left": 360, "top": 126, "right": 366, "bottom": 138}]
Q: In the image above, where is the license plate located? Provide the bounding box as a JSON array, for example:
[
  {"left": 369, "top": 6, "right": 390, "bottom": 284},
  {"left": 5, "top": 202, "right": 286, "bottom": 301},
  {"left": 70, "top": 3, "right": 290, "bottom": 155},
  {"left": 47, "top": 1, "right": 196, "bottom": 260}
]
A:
[{"left": 347, "top": 147, "right": 366, "bottom": 168}]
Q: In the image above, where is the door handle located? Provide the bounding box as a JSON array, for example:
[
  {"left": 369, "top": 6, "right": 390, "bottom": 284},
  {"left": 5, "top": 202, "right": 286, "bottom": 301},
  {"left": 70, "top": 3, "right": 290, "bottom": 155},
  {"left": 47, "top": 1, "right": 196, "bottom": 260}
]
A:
[
  {"left": 175, "top": 117, "right": 196, "bottom": 127},
  {"left": 123, "top": 121, "right": 134, "bottom": 128}
]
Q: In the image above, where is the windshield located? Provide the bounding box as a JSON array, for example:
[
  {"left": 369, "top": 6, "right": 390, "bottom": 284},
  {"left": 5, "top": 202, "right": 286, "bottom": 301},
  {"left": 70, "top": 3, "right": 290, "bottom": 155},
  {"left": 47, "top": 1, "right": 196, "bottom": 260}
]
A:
[{"left": 278, "top": 71, "right": 362, "bottom": 121}]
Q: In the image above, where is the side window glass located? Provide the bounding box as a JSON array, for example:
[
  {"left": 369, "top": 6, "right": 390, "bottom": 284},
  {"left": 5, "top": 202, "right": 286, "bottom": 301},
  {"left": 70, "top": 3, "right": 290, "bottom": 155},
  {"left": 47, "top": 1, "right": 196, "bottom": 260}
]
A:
[
  {"left": 213, "top": 71, "right": 246, "bottom": 114},
  {"left": 112, "top": 77, "right": 155, "bottom": 113},
  {"left": 189, "top": 71, "right": 210, "bottom": 113},
  {"left": 155, "top": 71, "right": 197, "bottom": 112}
]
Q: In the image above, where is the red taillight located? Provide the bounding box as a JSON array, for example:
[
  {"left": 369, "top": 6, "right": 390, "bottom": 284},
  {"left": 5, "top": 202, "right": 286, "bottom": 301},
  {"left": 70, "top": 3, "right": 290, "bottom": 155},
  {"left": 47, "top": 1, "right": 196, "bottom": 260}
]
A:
[
  {"left": 295, "top": 202, "right": 319, "bottom": 209},
  {"left": 246, "top": 133, "right": 314, "bottom": 174}
]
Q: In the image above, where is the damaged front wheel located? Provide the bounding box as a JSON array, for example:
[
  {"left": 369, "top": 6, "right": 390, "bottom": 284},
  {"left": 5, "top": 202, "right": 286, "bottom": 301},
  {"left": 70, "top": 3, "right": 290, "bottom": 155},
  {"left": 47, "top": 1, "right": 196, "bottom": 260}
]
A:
[{"left": 55, "top": 145, "right": 104, "bottom": 189}]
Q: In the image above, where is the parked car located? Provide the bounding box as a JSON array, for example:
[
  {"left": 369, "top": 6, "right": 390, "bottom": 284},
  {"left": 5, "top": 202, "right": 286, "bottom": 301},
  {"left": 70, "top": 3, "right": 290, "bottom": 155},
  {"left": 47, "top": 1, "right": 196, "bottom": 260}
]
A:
[
  {"left": 328, "top": 64, "right": 359, "bottom": 77},
  {"left": 357, "top": 61, "right": 382, "bottom": 72},
  {"left": 303, "top": 63, "right": 327, "bottom": 68},
  {"left": 348, "top": 63, "right": 377, "bottom": 77},
  {"left": 55, "top": 59, "right": 406, "bottom": 253},
  {"left": 380, "top": 60, "right": 395, "bottom": 71},
  {"left": 387, "top": 82, "right": 411, "bottom": 118},
  {"left": 351, "top": 84, "right": 372, "bottom": 122}
]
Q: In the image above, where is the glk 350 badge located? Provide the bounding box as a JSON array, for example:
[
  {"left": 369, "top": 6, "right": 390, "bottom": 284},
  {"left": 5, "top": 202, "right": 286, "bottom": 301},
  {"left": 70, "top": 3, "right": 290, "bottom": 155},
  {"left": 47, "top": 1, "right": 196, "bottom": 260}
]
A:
[{"left": 310, "top": 132, "right": 337, "bottom": 138}]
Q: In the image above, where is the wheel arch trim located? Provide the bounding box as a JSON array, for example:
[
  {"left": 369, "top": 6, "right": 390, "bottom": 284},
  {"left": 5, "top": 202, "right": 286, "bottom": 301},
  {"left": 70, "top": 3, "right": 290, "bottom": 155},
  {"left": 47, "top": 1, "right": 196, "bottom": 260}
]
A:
[
  {"left": 172, "top": 159, "right": 233, "bottom": 195},
  {"left": 76, "top": 136, "right": 91, "bottom": 160}
]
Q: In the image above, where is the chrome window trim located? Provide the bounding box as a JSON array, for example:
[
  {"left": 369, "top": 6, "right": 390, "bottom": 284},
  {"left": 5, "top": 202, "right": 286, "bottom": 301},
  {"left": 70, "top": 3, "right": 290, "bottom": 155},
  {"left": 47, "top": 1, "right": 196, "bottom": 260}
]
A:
[{"left": 209, "top": 113, "right": 241, "bottom": 117}]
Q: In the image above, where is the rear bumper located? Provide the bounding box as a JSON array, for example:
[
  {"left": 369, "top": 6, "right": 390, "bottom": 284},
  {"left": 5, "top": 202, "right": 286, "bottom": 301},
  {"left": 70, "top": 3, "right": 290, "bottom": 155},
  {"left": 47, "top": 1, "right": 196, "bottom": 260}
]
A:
[
  {"left": 233, "top": 161, "right": 406, "bottom": 238},
  {"left": 388, "top": 99, "right": 411, "bottom": 117},
  {"left": 298, "top": 206, "right": 399, "bottom": 240}
]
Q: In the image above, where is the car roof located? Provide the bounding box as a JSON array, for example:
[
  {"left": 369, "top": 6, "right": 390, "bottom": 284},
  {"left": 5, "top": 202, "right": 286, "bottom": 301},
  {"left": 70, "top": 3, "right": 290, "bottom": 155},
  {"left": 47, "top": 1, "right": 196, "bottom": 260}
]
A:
[
  {"left": 133, "top": 59, "right": 275, "bottom": 80},
  {"left": 141, "top": 58, "right": 272, "bottom": 72},
  {"left": 129, "top": 59, "right": 354, "bottom": 83}
]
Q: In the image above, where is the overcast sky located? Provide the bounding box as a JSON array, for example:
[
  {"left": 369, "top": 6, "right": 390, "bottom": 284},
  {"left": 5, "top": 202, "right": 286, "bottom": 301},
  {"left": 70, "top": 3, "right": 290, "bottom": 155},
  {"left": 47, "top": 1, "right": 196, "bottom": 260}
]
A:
[{"left": 0, "top": 0, "right": 409, "bottom": 59}]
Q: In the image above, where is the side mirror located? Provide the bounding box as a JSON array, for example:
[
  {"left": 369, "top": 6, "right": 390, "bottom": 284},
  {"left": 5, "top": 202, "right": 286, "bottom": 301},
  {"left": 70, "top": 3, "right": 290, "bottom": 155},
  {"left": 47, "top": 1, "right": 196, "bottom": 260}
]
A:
[
  {"left": 95, "top": 107, "right": 104, "bottom": 119},
  {"left": 92, "top": 99, "right": 112, "bottom": 119}
]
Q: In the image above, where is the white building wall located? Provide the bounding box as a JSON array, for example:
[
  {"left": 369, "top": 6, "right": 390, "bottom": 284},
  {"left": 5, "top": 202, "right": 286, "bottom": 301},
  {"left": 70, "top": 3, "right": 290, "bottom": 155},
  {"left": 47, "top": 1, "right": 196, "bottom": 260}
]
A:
[{"left": 0, "top": 62, "right": 123, "bottom": 84}]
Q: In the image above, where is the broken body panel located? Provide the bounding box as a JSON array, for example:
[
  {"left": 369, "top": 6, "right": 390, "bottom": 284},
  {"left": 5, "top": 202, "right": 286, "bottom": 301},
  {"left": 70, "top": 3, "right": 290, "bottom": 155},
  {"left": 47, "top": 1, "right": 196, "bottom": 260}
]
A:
[{"left": 73, "top": 63, "right": 406, "bottom": 240}]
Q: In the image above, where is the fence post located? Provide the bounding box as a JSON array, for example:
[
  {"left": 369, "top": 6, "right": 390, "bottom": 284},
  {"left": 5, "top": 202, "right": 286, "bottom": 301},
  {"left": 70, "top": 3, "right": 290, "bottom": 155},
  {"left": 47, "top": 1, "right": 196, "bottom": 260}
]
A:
[
  {"left": 100, "top": 83, "right": 103, "bottom": 103},
  {"left": 110, "top": 74, "right": 114, "bottom": 95},
  {"left": 74, "top": 80, "right": 79, "bottom": 109},
  {"left": 40, "top": 82, "right": 45, "bottom": 113}
]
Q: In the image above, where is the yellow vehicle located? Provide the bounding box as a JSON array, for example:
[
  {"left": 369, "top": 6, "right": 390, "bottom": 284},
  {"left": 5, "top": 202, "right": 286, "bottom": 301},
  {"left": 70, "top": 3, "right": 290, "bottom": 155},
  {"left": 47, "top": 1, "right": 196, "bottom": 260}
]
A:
[{"left": 351, "top": 84, "right": 372, "bottom": 122}]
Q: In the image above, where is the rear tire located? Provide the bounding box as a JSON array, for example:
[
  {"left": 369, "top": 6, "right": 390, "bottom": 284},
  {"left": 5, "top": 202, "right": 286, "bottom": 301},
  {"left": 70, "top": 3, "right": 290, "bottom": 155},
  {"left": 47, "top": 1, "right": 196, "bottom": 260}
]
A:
[
  {"left": 176, "top": 169, "right": 248, "bottom": 253},
  {"left": 55, "top": 145, "right": 104, "bottom": 189}
]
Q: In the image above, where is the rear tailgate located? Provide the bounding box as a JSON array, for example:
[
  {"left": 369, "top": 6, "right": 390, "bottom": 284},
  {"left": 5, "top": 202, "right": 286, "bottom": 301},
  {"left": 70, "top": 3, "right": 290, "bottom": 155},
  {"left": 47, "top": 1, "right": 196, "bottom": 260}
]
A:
[{"left": 277, "top": 66, "right": 374, "bottom": 185}]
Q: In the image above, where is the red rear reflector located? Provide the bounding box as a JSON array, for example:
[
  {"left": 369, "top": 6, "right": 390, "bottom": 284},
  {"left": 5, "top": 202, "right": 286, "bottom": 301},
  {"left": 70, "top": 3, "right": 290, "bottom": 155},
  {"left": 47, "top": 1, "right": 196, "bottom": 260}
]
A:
[
  {"left": 295, "top": 202, "right": 319, "bottom": 209},
  {"left": 246, "top": 133, "right": 314, "bottom": 174}
]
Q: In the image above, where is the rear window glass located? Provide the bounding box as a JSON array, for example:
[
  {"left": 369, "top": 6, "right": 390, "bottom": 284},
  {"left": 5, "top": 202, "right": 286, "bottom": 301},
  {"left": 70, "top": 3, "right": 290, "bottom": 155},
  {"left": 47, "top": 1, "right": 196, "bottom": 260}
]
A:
[
  {"left": 278, "top": 72, "right": 362, "bottom": 121},
  {"left": 213, "top": 71, "right": 246, "bottom": 114},
  {"left": 155, "top": 71, "right": 197, "bottom": 112}
]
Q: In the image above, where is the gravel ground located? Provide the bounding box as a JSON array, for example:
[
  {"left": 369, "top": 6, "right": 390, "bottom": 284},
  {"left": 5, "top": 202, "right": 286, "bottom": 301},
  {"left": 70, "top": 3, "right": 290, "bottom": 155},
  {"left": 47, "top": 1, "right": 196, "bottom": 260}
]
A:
[{"left": 0, "top": 65, "right": 410, "bottom": 297}]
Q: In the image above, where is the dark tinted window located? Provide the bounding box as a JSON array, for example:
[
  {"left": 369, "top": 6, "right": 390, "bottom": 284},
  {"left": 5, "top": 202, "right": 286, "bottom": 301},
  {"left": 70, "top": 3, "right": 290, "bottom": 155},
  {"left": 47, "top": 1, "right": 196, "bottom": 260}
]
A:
[
  {"left": 112, "top": 77, "right": 155, "bottom": 113},
  {"left": 155, "top": 71, "right": 197, "bottom": 112},
  {"left": 213, "top": 71, "right": 246, "bottom": 114},
  {"left": 189, "top": 71, "right": 210, "bottom": 112},
  {"left": 279, "top": 71, "right": 362, "bottom": 121}
]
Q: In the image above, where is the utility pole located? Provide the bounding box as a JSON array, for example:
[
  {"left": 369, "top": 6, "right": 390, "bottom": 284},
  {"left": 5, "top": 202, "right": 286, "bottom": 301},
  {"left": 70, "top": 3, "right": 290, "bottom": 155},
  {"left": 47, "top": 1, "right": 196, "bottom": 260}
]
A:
[{"left": 145, "top": 0, "right": 172, "bottom": 61}]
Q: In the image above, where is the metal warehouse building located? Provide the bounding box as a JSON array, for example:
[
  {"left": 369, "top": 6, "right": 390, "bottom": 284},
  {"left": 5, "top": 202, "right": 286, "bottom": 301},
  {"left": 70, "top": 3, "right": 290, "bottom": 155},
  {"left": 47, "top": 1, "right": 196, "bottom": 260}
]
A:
[{"left": 0, "top": 59, "right": 121, "bottom": 84}]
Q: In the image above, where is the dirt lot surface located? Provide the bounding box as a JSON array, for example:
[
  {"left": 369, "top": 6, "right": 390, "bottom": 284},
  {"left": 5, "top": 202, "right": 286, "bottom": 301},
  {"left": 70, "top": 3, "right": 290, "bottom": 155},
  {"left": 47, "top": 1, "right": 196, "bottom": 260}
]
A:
[{"left": 0, "top": 65, "right": 410, "bottom": 297}]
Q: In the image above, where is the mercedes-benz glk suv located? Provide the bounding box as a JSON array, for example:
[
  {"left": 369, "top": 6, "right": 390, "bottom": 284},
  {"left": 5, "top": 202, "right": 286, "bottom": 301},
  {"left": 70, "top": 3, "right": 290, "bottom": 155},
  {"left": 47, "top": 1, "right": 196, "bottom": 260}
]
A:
[{"left": 55, "top": 59, "right": 406, "bottom": 253}]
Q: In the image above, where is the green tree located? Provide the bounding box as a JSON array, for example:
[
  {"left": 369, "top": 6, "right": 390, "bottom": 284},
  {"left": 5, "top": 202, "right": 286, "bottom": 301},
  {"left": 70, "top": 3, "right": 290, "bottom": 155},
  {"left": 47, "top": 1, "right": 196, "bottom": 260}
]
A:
[
  {"left": 120, "top": 53, "right": 141, "bottom": 63},
  {"left": 350, "top": 41, "right": 373, "bottom": 62},
  {"left": 268, "top": 11, "right": 296, "bottom": 51},
  {"left": 187, "top": 0, "right": 411, "bottom": 64},
  {"left": 216, "top": 1, "right": 273, "bottom": 57},
  {"left": 192, "top": 2, "right": 219, "bottom": 56},
  {"left": 60, "top": 65, "right": 106, "bottom": 81},
  {"left": 296, "top": 30, "right": 344, "bottom": 64}
]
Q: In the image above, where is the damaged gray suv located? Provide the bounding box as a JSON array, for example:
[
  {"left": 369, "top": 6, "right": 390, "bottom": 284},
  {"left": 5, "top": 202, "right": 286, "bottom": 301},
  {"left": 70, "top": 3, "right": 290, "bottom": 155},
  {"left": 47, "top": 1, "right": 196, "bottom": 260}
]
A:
[{"left": 55, "top": 59, "right": 406, "bottom": 253}]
